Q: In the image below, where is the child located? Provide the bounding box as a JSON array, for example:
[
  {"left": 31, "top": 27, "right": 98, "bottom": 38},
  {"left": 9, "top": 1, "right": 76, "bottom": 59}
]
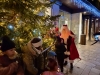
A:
[
  {"left": 60, "top": 25, "right": 80, "bottom": 72},
  {"left": 55, "top": 37, "right": 67, "bottom": 72},
  {"left": 0, "top": 36, "right": 24, "bottom": 75},
  {"left": 44, "top": 51, "right": 57, "bottom": 71},
  {"left": 42, "top": 58, "right": 64, "bottom": 75}
]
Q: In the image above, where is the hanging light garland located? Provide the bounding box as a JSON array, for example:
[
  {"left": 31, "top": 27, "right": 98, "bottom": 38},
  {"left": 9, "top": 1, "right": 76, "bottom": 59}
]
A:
[{"left": 71, "top": 0, "right": 100, "bottom": 17}]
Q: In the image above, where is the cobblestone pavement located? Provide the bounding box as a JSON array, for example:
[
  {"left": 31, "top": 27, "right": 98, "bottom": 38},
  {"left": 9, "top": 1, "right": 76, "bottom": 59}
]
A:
[{"left": 64, "top": 41, "right": 100, "bottom": 75}]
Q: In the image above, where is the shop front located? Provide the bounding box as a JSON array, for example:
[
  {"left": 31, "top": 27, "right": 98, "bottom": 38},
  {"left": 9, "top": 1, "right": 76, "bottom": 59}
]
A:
[
  {"left": 51, "top": 0, "right": 100, "bottom": 44},
  {"left": 58, "top": 0, "right": 100, "bottom": 44}
]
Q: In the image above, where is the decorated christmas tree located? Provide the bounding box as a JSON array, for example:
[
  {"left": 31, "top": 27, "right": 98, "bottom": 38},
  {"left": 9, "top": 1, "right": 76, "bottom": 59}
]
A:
[{"left": 0, "top": 0, "right": 59, "bottom": 50}]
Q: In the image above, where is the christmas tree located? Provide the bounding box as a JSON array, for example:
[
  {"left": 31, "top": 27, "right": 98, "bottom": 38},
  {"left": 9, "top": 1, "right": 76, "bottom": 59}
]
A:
[{"left": 0, "top": 0, "right": 59, "bottom": 50}]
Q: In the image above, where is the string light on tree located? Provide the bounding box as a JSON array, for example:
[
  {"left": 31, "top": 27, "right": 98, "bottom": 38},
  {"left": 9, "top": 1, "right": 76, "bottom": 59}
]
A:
[
  {"left": 0, "top": 0, "right": 58, "bottom": 49},
  {"left": 7, "top": 24, "right": 14, "bottom": 30},
  {"left": 12, "top": 38, "right": 14, "bottom": 40}
]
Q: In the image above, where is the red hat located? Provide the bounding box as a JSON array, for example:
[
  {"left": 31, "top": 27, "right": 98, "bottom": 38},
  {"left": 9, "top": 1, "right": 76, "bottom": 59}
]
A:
[{"left": 63, "top": 25, "right": 67, "bottom": 26}]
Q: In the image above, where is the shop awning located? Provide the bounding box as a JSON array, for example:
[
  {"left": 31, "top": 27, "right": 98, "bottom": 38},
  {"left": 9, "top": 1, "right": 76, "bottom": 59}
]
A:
[{"left": 59, "top": 0, "right": 100, "bottom": 17}]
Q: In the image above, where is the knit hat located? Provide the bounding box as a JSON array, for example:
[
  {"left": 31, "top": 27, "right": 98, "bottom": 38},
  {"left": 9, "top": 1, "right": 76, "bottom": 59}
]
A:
[
  {"left": 31, "top": 38, "right": 42, "bottom": 47},
  {"left": 48, "top": 51, "right": 57, "bottom": 57},
  {"left": 1, "top": 36, "right": 15, "bottom": 52}
]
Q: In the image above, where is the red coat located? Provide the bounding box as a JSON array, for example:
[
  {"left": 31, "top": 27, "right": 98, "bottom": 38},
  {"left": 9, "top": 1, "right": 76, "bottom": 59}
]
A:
[{"left": 67, "top": 31, "right": 80, "bottom": 60}]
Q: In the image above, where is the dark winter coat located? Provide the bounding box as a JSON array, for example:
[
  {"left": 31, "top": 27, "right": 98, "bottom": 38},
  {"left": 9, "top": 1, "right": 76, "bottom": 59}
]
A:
[
  {"left": 0, "top": 54, "right": 24, "bottom": 75},
  {"left": 55, "top": 43, "right": 66, "bottom": 61}
]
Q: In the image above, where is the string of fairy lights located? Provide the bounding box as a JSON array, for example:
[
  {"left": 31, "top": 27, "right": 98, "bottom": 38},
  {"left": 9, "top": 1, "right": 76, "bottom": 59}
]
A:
[
  {"left": 71, "top": 0, "right": 100, "bottom": 17},
  {"left": 0, "top": 0, "right": 56, "bottom": 49}
]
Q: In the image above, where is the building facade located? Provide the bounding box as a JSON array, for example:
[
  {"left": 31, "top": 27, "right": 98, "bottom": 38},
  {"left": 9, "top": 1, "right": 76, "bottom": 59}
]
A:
[{"left": 51, "top": 0, "right": 100, "bottom": 44}]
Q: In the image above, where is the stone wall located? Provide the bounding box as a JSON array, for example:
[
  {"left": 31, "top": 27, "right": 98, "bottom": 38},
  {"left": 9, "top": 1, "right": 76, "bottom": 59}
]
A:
[
  {"left": 59, "top": 11, "right": 71, "bottom": 30},
  {"left": 71, "top": 13, "right": 82, "bottom": 44}
]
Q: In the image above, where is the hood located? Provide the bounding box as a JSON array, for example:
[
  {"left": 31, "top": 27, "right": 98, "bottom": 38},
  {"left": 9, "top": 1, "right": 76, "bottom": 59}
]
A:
[{"left": 27, "top": 38, "right": 41, "bottom": 56}]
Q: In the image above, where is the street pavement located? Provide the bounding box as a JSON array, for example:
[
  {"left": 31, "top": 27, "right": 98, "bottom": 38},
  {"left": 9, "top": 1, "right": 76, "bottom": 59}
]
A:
[{"left": 64, "top": 41, "right": 100, "bottom": 75}]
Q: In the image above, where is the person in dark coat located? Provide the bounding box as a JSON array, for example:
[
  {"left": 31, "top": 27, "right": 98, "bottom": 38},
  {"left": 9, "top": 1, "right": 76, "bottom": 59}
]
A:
[
  {"left": 42, "top": 58, "right": 64, "bottom": 75},
  {"left": 55, "top": 37, "right": 66, "bottom": 72},
  {"left": 21, "top": 37, "right": 44, "bottom": 75},
  {"left": 60, "top": 25, "right": 80, "bottom": 72},
  {"left": 0, "top": 35, "right": 24, "bottom": 75}
]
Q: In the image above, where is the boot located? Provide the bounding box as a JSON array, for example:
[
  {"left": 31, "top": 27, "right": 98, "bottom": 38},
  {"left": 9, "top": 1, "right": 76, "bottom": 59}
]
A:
[
  {"left": 63, "top": 61, "right": 68, "bottom": 66},
  {"left": 70, "top": 63, "right": 73, "bottom": 73}
]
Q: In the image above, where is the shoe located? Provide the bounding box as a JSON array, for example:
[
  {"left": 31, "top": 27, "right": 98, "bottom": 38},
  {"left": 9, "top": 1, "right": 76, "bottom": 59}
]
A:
[
  {"left": 69, "top": 69, "right": 73, "bottom": 73},
  {"left": 63, "top": 61, "right": 68, "bottom": 66},
  {"left": 61, "top": 69, "right": 63, "bottom": 72},
  {"left": 70, "top": 63, "right": 73, "bottom": 73}
]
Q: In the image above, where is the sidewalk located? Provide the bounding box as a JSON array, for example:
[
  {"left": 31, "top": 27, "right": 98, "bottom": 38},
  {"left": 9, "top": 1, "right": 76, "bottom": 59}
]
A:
[{"left": 64, "top": 41, "right": 100, "bottom": 75}]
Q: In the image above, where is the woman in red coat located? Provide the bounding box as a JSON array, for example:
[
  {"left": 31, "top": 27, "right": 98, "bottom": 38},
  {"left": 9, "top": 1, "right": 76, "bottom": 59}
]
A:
[
  {"left": 60, "top": 25, "right": 80, "bottom": 71},
  {"left": 67, "top": 31, "right": 80, "bottom": 70}
]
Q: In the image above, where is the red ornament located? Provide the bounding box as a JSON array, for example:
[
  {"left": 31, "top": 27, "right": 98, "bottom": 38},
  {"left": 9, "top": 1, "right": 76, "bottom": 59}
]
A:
[{"left": 55, "top": 27, "right": 59, "bottom": 32}]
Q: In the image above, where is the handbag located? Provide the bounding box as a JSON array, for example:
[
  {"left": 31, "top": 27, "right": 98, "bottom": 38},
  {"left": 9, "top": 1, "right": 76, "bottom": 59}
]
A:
[
  {"left": 64, "top": 51, "right": 70, "bottom": 55},
  {"left": 64, "top": 44, "right": 70, "bottom": 55}
]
